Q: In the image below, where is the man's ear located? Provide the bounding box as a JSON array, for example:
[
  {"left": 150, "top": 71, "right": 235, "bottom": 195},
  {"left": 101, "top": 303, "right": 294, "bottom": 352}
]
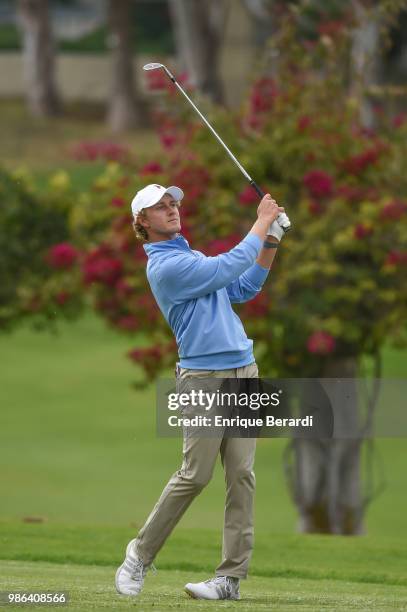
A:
[{"left": 137, "top": 212, "right": 150, "bottom": 228}]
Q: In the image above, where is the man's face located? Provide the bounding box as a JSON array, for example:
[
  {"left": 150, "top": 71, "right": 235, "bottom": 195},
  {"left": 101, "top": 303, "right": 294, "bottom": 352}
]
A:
[{"left": 140, "top": 193, "right": 181, "bottom": 241}]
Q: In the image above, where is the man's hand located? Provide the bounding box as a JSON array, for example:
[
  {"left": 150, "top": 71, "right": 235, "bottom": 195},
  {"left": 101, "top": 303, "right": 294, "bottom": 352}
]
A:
[
  {"left": 267, "top": 212, "right": 291, "bottom": 242},
  {"left": 257, "top": 194, "right": 285, "bottom": 224},
  {"left": 250, "top": 193, "right": 285, "bottom": 242}
]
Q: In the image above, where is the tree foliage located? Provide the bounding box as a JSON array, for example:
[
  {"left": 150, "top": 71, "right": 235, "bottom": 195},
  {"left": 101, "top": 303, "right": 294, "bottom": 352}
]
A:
[
  {"left": 0, "top": 167, "right": 83, "bottom": 332},
  {"left": 22, "top": 1, "right": 407, "bottom": 384}
]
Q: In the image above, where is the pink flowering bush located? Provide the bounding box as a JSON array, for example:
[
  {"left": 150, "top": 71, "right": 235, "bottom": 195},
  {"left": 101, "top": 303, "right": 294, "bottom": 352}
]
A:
[
  {"left": 41, "top": 3, "right": 405, "bottom": 384},
  {"left": 303, "top": 170, "right": 334, "bottom": 200},
  {"left": 307, "top": 331, "right": 336, "bottom": 355},
  {"left": 69, "top": 141, "right": 131, "bottom": 164},
  {"left": 45, "top": 243, "right": 79, "bottom": 269},
  {"left": 83, "top": 247, "right": 123, "bottom": 286},
  {"left": 140, "top": 161, "right": 164, "bottom": 176}
]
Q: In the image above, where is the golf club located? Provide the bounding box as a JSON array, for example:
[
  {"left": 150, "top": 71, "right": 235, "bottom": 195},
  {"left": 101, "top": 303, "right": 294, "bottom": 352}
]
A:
[{"left": 143, "top": 62, "right": 291, "bottom": 232}]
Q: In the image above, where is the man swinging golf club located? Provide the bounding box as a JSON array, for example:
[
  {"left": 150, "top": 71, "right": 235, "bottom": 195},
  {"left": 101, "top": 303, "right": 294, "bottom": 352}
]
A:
[{"left": 115, "top": 182, "right": 290, "bottom": 600}]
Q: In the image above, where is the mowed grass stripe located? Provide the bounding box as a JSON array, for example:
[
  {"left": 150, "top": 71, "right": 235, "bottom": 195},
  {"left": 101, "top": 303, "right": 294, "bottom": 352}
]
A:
[
  {"left": 1, "top": 560, "right": 406, "bottom": 611},
  {"left": 1, "top": 523, "right": 406, "bottom": 587}
]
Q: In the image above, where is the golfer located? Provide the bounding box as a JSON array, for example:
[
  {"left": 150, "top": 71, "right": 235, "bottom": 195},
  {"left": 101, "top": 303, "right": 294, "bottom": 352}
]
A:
[{"left": 115, "top": 183, "right": 288, "bottom": 600}]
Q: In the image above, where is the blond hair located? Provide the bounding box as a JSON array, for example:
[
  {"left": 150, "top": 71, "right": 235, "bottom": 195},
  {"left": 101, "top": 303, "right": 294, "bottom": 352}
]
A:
[{"left": 132, "top": 210, "right": 149, "bottom": 242}]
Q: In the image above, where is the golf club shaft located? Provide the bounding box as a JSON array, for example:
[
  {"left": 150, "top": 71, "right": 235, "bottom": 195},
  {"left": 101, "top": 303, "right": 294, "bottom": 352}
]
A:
[
  {"left": 162, "top": 66, "right": 266, "bottom": 199},
  {"left": 158, "top": 64, "right": 290, "bottom": 231}
]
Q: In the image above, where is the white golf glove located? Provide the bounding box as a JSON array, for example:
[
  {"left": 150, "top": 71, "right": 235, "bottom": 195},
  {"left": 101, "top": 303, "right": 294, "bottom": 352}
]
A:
[{"left": 267, "top": 212, "right": 291, "bottom": 241}]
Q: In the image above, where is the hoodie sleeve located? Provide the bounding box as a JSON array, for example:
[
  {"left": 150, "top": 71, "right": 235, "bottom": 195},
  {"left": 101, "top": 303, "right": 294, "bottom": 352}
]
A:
[
  {"left": 158, "top": 234, "right": 262, "bottom": 303},
  {"left": 226, "top": 262, "right": 270, "bottom": 303}
]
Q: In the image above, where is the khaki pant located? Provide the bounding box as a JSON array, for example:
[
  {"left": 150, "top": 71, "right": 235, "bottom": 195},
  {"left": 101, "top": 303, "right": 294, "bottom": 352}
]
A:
[{"left": 135, "top": 362, "right": 258, "bottom": 579}]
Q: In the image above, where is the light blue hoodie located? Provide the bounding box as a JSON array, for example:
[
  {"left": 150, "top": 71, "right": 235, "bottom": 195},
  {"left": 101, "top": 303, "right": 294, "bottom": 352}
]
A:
[{"left": 143, "top": 233, "right": 269, "bottom": 370}]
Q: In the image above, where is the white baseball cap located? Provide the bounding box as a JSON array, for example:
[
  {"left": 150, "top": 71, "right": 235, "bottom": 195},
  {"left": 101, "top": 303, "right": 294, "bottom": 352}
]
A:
[{"left": 131, "top": 184, "right": 184, "bottom": 216}]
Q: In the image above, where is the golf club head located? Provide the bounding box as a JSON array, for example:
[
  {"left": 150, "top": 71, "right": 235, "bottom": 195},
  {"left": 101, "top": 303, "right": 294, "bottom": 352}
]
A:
[{"left": 143, "top": 62, "right": 164, "bottom": 71}]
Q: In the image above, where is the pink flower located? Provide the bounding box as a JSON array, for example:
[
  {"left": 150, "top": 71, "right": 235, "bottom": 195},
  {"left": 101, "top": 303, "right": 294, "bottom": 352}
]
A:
[
  {"left": 243, "top": 292, "right": 269, "bottom": 317},
  {"left": 245, "top": 114, "right": 263, "bottom": 131},
  {"left": 160, "top": 133, "right": 177, "bottom": 149},
  {"left": 118, "top": 237, "right": 131, "bottom": 253},
  {"left": 205, "top": 234, "right": 241, "bottom": 256},
  {"left": 170, "top": 165, "right": 210, "bottom": 202},
  {"left": 175, "top": 72, "right": 190, "bottom": 88},
  {"left": 54, "top": 291, "right": 71, "bottom": 305},
  {"left": 180, "top": 224, "right": 193, "bottom": 244},
  {"left": 116, "top": 279, "right": 133, "bottom": 297},
  {"left": 342, "top": 146, "right": 382, "bottom": 176},
  {"left": 297, "top": 115, "right": 311, "bottom": 132},
  {"left": 117, "top": 315, "right": 139, "bottom": 331},
  {"left": 156, "top": 115, "right": 177, "bottom": 131},
  {"left": 354, "top": 223, "right": 373, "bottom": 239},
  {"left": 136, "top": 294, "right": 159, "bottom": 323},
  {"left": 70, "top": 141, "right": 130, "bottom": 163},
  {"left": 308, "top": 201, "right": 323, "bottom": 215},
  {"left": 336, "top": 184, "right": 379, "bottom": 204},
  {"left": 249, "top": 77, "right": 278, "bottom": 114},
  {"left": 303, "top": 170, "right": 334, "bottom": 199},
  {"left": 83, "top": 248, "right": 123, "bottom": 286},
  {"left": 336, "top": 184, "right": 364, "bottom": 203},
  {"left": 111, "top": 196, "right": 125, "bottom": 208},
  {"left": 307, "top": 331, "right": 336, "bottom": 355},
  {"left": 133, "top": 245, "right": 147, "bottom": 261},
  {"left": 140, "top": 161, "right": 163, "bottom": 176},
  {"left": 384, "top": 250, "right": 407, "bottom": 267},
  {"left": 145, "top": 70, "right": 168, "bottom": 91},
  {"left": 46, "top": 243, "right": 78, "bottom": 269},
  {"left": 393, "top": 112, "right": 406, "bottom": 128},
  {"left": 127, "top": 345, "right": 163, "bottom": 363},
  {"left": 239, "top": 185, "right": 260, "bottom": 206},
  {"left": 380, "top": 200, "right": 407, "bottom": 221}
]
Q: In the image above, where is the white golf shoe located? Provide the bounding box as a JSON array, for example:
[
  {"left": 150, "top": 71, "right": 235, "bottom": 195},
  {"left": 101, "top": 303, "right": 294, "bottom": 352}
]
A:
[
  {"left": 115, "top": 538, "right": 147, "bottom": 596},
  {"left": 184, "top": 575, "right": 240, "bottom": 600}
]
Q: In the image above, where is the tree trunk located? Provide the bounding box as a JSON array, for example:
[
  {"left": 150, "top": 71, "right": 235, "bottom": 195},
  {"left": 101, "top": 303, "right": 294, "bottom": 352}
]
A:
[
  {"left": 17, "top": 0, "right": 61, "bottom": 117},
  {"left": 107, "top": 0, "right": 141, "bottom": 133},
  {"left": 284, "top": 358, "right": 366, "bottom": 535},
  {"left": 168, "top": 0, "right": 227, "bottom": 103},
  {"left": 350, "top": 0, "right": 380, "bottom": 129}
]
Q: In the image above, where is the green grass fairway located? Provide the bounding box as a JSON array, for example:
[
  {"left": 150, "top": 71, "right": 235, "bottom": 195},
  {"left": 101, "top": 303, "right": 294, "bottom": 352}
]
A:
[
  {"left": 1, "top": 560, "right": 406, "bottom": 611},
  {"left": 1, "top": 526, "right": 406, "bottom": 610},
  {"left": 1, "top": 523, "right": 407, "bottom": 584},
  {"left": 1, "top": 314, "right": 406, "bottom": 610}
]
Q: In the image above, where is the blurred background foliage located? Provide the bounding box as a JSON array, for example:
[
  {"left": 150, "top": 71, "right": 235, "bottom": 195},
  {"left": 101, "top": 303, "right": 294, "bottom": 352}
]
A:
[
  {"left": 0, "top": 1, "right": 175, "bottom": 54},
  {"left": 0, "top": 0, "right": 406, "bottom": 538},
  {"left": 1, "top": 0, "right": 405, "bottom": 382},
  {"left": 17, "top": 1, "right": 404, "bottom": 385}
]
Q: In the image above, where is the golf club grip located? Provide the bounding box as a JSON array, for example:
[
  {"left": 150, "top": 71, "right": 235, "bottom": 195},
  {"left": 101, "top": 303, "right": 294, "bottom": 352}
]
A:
[{"left": 250, "top": 180, "right": 265, "bottom": 199}]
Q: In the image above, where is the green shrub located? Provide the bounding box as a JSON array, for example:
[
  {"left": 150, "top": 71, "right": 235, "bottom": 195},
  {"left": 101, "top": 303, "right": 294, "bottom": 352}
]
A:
[{"left": 0, "top": 167, "right": 83, "bottom": 331}]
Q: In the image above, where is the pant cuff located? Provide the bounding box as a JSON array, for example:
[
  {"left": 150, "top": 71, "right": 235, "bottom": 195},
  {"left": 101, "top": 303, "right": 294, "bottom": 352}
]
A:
[{"left": 215, "top": 571, "right": 246, "bottom": 580}]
